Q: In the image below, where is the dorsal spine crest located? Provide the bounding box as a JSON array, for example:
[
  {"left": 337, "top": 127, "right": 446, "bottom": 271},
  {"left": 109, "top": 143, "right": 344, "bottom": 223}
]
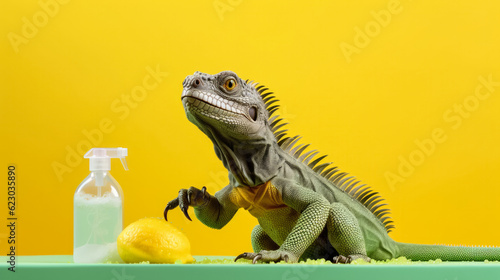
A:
[{"left": 257, "top": 83, "right": 395, "bottom": 233}]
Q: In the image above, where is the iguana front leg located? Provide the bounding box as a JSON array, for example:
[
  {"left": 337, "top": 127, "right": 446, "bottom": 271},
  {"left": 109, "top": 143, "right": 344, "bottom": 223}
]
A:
[
  {"left": 164, "top": 185, "right": 239, "bottom": 229},
  {"left": 236, "top": 178, "right": 330, "bottom": 263},
  {"left": 251, "top": 225, "right": 279, "bottom": 252}
]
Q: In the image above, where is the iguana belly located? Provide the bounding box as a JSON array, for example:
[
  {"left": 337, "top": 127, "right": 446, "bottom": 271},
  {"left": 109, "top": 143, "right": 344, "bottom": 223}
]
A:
[{"left": 229, "top": 181, "right": 288, "bottom": 218}]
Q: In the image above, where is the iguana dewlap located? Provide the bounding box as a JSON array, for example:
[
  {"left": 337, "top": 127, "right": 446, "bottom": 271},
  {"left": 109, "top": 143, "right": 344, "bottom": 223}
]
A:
[
  {"left": 164, "top": 71, "right": 500, "bottom": 263},
  {"left": 229, "top": 181, "right": 288, "bottom": 217}
]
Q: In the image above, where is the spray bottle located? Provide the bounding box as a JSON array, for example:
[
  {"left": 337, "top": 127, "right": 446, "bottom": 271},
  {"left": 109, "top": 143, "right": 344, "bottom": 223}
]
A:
[{"left": 73, "top": 147, "right": 128, "bottom": 263}]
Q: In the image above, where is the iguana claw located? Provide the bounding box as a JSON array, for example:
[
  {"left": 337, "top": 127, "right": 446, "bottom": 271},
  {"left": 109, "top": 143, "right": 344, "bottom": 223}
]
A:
[
  {"left": 333, "top": 255, "right": 351, "bottom": 264},
  {"left": 181, "top": 206, "right": 192, "bottom": 221},
  {"left": 163, "top": 198, "right": 179, "bottom": 221},
  {"left": 164, "top": 186, "right": 210, "bottom": 222},
  {"left": 252, "top": 254, "right": 262, "bottom": 264},
  {"left": 234, "top": 250, "right": 296, "bottom": 264},
  {"left": 333, "top": 254, "right": 371, "bottom": 264},
  {"left": 234, "top": 252, "right": 259, "bottom": 263}
]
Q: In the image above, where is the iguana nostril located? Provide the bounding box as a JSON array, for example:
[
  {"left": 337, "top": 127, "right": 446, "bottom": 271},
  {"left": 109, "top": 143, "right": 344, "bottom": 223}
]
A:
[{"left": 192, "top": 78, "right": 201, "bottom": 88}]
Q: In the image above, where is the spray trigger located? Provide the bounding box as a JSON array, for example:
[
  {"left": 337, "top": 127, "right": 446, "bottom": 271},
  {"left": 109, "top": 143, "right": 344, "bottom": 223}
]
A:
[{"left": 119, "top": 154, "right": 129, "bottom": 171}]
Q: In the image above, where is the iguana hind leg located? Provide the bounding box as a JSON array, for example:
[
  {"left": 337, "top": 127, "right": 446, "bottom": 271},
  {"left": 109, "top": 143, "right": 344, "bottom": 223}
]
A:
[{"left": 327, "top": 203, "right": 371, "bottom": 263}]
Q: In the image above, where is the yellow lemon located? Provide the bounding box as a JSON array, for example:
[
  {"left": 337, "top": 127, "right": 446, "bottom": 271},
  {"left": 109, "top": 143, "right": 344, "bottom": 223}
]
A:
[{"left": 117, "top": 217, "right": 195, "bottom": 264}]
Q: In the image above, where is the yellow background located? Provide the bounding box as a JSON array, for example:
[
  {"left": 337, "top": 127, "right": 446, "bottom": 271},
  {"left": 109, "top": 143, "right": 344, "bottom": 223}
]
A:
[{"left": 1, "top": 0, "right": 500, "bottom": 257}]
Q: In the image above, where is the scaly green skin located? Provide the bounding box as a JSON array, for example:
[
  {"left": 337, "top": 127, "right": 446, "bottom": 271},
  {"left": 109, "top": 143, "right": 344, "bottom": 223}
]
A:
[{"left": 164, "top": 71, "right": 500, "bottom": 263}]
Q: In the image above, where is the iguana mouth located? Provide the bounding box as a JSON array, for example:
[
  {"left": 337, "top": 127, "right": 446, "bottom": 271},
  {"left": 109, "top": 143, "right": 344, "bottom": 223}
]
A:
[{"left": 182, "top": 89, "right": 255, "bottom": 121}]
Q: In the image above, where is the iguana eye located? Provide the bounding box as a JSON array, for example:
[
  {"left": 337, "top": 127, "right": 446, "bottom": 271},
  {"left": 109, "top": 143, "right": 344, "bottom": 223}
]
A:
[{"left": 224, "top": 78, "right": 237, "bottom": 91}]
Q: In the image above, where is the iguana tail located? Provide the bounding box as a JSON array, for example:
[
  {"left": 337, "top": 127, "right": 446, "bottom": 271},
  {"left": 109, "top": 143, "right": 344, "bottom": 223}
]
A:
[{"left": 397, "top": 242, "right": 500, "bottom": 261}]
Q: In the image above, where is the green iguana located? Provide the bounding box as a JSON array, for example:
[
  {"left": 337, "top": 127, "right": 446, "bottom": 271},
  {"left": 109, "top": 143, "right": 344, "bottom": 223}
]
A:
[{"left": 164, "top": 70, "right": 500, "bottom": 263}]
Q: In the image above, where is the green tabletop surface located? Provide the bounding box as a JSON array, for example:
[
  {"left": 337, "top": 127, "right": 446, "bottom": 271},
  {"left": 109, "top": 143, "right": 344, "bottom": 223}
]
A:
[{"left": 2, "top": 255, "right": 500, "bottom": 280}]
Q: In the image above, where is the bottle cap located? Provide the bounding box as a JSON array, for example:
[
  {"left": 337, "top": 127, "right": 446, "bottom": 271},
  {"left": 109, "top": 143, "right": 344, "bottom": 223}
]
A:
[{"left": 84, "top": 148, "right": 129, "bottom": 171}]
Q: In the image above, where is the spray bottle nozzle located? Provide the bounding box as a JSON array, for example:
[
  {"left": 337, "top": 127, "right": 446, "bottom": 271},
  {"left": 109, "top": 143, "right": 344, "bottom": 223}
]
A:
[{"left": 84, "top": 147, "right": 129, "bottom": 171}]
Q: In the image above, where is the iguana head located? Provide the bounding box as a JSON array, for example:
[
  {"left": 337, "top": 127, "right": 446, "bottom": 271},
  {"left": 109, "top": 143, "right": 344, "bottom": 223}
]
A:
[
  {"left": 181, "top": 71, "right": 268, "bottom": 139},
  {"left": 181, "top": 71, "right": 282, "bottom": 187}
]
